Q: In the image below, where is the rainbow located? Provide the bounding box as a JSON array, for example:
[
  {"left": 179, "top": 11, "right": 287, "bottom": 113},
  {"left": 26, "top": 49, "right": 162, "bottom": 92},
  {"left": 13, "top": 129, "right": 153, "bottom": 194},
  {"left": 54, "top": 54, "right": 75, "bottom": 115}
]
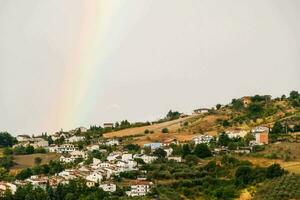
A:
[{"left": 44, "top": 1, "right": 123, "bottom": 132}]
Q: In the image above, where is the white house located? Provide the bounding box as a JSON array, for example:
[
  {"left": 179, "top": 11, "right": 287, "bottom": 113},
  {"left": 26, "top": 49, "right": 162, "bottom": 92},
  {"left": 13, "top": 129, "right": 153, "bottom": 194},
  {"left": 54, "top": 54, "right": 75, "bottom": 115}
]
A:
[
  {"left": 57, "top": 144, "right": 78, "bottom": 153},
  {"left": 0, "top": 182, "right": 17, "bottom": 195},
  {"left": 60, "top": 155, "right": 75, "bottom": 163},
  {"left": 143, "top": 143, "right": 162, "bottom": 150},
  {"left": 49, "top": 145, "right": 58, "bottom": 153},
  {"left": 87, "top": 145, "right": 100, "bottom": 152},
  {"left": 117, "top": 160, "right": 137, "bottom": 171},
  {"left": 92, "top": 158, "right": 102, "bottom": 166},
  {"left": 105, "top": 139, "right": 119, "bottom": 146},
  {"left": 86, "top": 172, "right": 103, "bottom": 183},
  {"left": 66, "top": 136, "right": 85, "bottom": 143},
  {"left": 76, "top": 127, "right": 88, "bottom": 133},
  {"left": 32, "top": 139, "right": 49, "bottom": 148},
  {"left": 251, "top": 126, "right": 269, "bottom": 133},
  {"left": 193, "top": 108, "right": 210, "bottom": 114},
  {"left": 107, "top": 153, "right": 120, "bottom": 162},
  {"left": 225, "top": 130, "right": 247, "bottom": 139},
  {"left": 99, "top": 162, "right": 112, "bottom": 168},
  {"left": 16, "top": 135, "right": 31, "bottom": 142},
  {"left": 103, "top": 123, "right": 114, "bottom": 129},
  {"left": 122, "top": 153, "right": 133, "bottom": 162},
  {"left": 70, "top": 151, "right": 86, "bottom": 159},
  {"left": 133, "top": 154, "right": 157, "bottom": 164},
  {"left": 167, "top": 156, "right": 182, "bottom": 162},
  {"left": 99, "top": 183, "right": 116, "bottom": 192},
  {"left": 193, "top": 135, "right": 213, "bottom": 144},
  {"left": 126, "top": 181, "right": 153, "bottom": 197}
]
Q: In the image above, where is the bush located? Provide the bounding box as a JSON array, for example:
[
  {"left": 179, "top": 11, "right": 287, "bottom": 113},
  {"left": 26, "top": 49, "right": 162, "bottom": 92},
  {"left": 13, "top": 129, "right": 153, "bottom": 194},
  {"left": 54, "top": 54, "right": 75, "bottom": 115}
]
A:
[
  {"left": 0, "top": 132, "right": 16, "bottom": 147},
  {"left": 144, "top": 129, "right": 150, "bottom": 134},
  {"left": 266, "top": 164, "right": 284, "bottom": 179},
  {"left": 235, "top": 165, "right": 254, "bottom": 187},
  {"left": 153, "top": 148, "right": 167, "bottom": 158},
  {"left": 194, "top": 144, "right": 212, "bottom": 158},
  {"left": 162, "top": 128, "right": 169, "bottom": 133}
]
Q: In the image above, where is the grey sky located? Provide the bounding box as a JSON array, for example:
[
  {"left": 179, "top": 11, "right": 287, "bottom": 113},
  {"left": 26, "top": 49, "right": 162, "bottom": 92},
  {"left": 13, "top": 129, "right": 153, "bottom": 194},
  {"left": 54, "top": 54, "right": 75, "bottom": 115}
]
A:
[{"left": 0, "top": 0, "right": 299, "bottom": 135}]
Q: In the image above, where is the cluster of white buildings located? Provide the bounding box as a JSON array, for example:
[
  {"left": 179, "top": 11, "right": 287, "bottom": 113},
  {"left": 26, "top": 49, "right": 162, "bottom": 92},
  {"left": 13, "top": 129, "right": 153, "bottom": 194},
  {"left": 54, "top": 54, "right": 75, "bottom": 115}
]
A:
[
  {"left": 193, "top": 134, "right": 214, "bottom": 144},
  {"left": 126, "top": 179, "right": 153, "bottom": 197},
  {"left": 15, "top": 135, "right": 49, "bottom": 149}
]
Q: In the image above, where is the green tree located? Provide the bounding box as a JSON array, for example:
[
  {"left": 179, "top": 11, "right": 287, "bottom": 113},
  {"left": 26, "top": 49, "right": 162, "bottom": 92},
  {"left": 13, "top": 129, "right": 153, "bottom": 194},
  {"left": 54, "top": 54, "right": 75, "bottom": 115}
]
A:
[
  {"left": 218, "top": 133, "right": 230, "bottom": 146},
  {"left": 248, "top": 102, "right": 263, "bottom": 118},
  {"left": 153, "top": 148, "right": 167, "bottom": 158},
  {"left": 144, "top": 129, "right": 150, "bottom": 134},
  {"left": 235, "top": 165, "right": 253, "bottom": 186},
  {"left": 216, "top": 104, "right": 222, "bottom": 110},
  {"left": 166, "top": 110, "right": 181, "bottom": 120},
  {"left": 289, "top": 90, "right": 300, "bottom": 99},
  {"left": 266, "top": 163, "right": 284, "bottom": 179},
  {"left": 16, "top": 168, "right": 33, "bottom": 180},
  {"left": 194, "top": 144, "right": 212, "bottom": 158},
  {"left": 271, "top": 121, "right": 284, "bottom": 134},
  {"left": 232, "top": 99, "right": 244, "bottom": 110},
  {"left": 0, "top": 132, "right": 16, "bottom": 147},
  {"left": 25, "top": 146, "right": 34, "bottom": 154},
  {"left": 162, "top": 128, "right": 169, "bottom": 133},
  {"left": 184, "top": 155, "right": 199, "bottom": 165},
  {"left": 182, "top": 144, "right": 192, "bottom": 158}
]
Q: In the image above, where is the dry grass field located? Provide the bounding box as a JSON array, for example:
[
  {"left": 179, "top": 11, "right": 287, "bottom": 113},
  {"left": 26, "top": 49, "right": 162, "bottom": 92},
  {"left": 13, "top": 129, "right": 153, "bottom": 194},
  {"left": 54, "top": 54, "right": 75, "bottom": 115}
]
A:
[
  {"left": 104, "top": 115, "right": 198, "bottom": 145},
  {"left": 11, "top": 153, "right": 59, "bottom": 172},
  {"left": 103, "top": 113, "right": 228, "bottom": 146},
  {"left": 239, "top": 156, "right": 300, "bottom": 174}
]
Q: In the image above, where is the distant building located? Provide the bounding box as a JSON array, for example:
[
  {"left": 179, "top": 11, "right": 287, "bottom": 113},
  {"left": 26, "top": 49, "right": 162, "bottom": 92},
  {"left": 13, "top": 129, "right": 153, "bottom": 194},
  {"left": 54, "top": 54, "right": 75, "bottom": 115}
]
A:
[
  {"left": 85, "top": 172, "right": 103, "bottom": 183},
  {"left": 167, "top": 156, "right": 182, "bottom": 162},
  {"left": 251, "top": 126, "right": 269, "bottom": 133},
  {"left": 0, "top": 182, "right": 17, "bottom": 195},
  {"left": 86, "top": 145, "right": 100, "bottom": 152},
  {"left": 76, "top": 127, "right": 88, "bottom": 133},
  {"left": 143, "top": 143, "right": 162, "bottom": 150},
  {"left": 255, "top": 132, "right": 269, "bottom": 145},
  {"left": 105, "top": 139, "right": 119, "bottom": 146},
  {"left": 16, "top": 135, "right": 31, "bottom": 142},
  {"left": 252, "top": 126, "right": 269, "bottom": 145},
  {"left": 66, "top": 136, "right": 85, "bottom": 143},
  {"left": 99, "top": 183, "right": 116, "bottom": 193},
  {"left": 126, "top": 181, "right": 153, "bottom": 197},
  {"left": 56, "top": 144, "right": 78, "bottom": 154},
  {"left": 193, "top": 135, "right": 213, "bottom": 144},
  {"left": 225, "top": 130, "right": 247, "bottom": 139},
  {"left": 103, "top": 123, "right": 114, "bottom": 129},
  {"left": 241, "top": 96, "right": 252, "bottom": 107},
  {"left": 193, "top": 108, "right": 210, "bottom": 114}
]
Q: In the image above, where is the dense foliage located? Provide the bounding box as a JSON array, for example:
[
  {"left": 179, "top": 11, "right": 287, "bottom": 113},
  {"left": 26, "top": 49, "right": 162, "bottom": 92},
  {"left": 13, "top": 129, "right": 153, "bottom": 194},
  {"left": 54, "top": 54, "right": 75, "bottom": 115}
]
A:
[
  {"left": 0, "top": 132, "right": 16, "bottom": 147},
  {"left": 254, "top": 174, "right": 300, "bottom": 200}
]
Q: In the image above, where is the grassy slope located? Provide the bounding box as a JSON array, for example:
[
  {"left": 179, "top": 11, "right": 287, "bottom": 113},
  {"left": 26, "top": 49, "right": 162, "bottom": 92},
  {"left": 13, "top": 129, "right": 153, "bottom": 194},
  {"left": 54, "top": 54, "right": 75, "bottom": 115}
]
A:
[
  {"left": 103, "top": 99, "right": 300, "bottom": 147},
  {"left": 10, "top": 153, "right": 59, "bottom": 172}
]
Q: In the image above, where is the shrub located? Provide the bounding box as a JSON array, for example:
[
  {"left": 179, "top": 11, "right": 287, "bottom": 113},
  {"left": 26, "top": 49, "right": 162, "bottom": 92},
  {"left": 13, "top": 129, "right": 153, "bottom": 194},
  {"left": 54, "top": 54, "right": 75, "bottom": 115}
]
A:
[
  {"left": 194, "top": 144, "right": 212, "bottom": 158},
  {"left": 162, "top": 128, "right": 169, "bottom": 133},
  {"left": 144, "top": 129, "right": 150, "bottom": 134}
]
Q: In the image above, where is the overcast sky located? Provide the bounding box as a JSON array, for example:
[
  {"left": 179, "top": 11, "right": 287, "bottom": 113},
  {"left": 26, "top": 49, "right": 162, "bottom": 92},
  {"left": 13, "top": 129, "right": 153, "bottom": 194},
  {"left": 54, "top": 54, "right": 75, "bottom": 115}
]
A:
[{"left": 0, "top": 0, "right": 299, "bottom": 135}]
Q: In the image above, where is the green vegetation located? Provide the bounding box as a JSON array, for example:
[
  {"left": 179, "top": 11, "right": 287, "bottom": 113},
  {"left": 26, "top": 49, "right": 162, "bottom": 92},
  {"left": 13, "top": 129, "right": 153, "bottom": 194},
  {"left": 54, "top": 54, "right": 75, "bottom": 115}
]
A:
[
  {"left": 3, "top": 146, "right": 47, "bottom": 156},
  {"left": 162, "top": 128, "right": 169, "bottom": 133},
  {"left": 138, "top": 156, "right": 286, "bottom": 200},
  {"left": 15, "top": 160, "right": 64, "bottom": 180},
  {"left": 0, "top": 132, "right": 17, "bottom": 147},
  {"left": 254, "top": 174, "right": 300, "bottom": 200}
]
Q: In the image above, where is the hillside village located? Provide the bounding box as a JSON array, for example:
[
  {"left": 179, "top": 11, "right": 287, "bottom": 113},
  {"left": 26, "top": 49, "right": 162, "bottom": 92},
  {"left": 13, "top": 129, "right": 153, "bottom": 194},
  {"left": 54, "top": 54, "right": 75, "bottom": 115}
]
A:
[{"left": 0, "top": 92, "right": 300, "bottom": 199}]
